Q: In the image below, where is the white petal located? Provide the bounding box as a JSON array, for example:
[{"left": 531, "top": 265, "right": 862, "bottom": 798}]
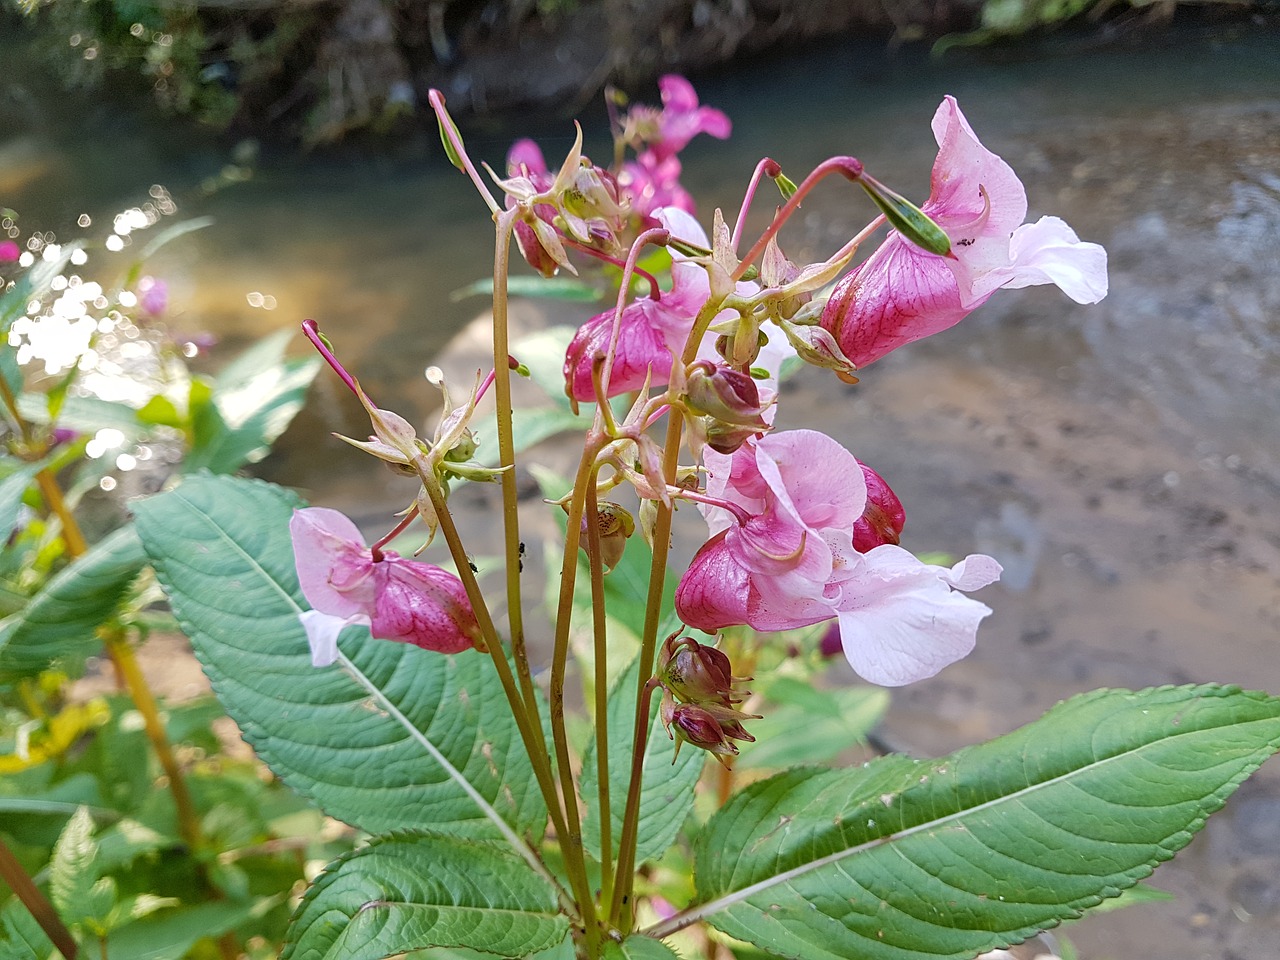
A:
[
  {"left": 298, "top": 609, "right": 367, "bottom": 667},
  {"left": 1005, "top": 216, "right": 1109, "bottom": 303}
]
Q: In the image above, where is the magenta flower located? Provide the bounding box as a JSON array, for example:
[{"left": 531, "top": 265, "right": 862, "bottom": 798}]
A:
[
  {"left": 563, "top": 207, "right": 715, "bottom": 401},
  {"left": 290, "top": 507, "right": 481, "bottom": 666},
  {"left": 0, "top": 240, "right": 20, "bottom": 263},
  {"left": 647, "top": 75, "right": 731, "bottom": 162},
  {"left": 137, "top": 276, "right": 168, "bottom": 317},
  {"left": 821, "top": 95, "right": 1108, "bottom": 368},
  {"left": 619, "top": 151, "right": 695, "bottom": 219},
  {"left": 674, "top": 430, "right": 1001, "bottom": 686}
]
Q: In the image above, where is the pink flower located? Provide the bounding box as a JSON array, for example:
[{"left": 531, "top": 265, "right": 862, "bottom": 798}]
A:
[
  {"left": 648, "top": 75, "right": 731, "bottom": 162},
  {"left": 563, "top": 207, "right": 715, "bottom": 401},
  {"left": 137, "top": 276, "right": 168, "bottom": 317},
  {"left": 0, "top": 240, "right": 20, "bottom": 263},
  {"left": 821, "top": 95, "right": 1107, "bottom": 368},
  {"left": 290, "top": 507, "right": 481, "bottom": 666},
  {"left": 618, "top": 151, "right": 695, "bottom": 219},
  {"left": 674, "top": 430, "right": 1001, "bottom": 686}
]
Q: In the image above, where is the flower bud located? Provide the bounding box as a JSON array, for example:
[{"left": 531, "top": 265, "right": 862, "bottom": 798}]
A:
[
  {"left": 853, "top": 461, "right": 905, "bottom": 552},
  {"left": 683, "top": 361, "right": 771, "bottom": 428},
  {"left": 858, "top": 173, "right": 952, "bottom": 256},
  {"left": 659, "top": 695, "right": 754, "bottom": 767},
  {"left": 657, "top": 634, "right": 747, "bottom": 706},
  {"left": 702, "top": 416, "right": 765, "bottom": 455}
]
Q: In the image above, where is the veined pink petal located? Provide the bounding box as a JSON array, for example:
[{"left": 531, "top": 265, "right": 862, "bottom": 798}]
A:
[
  {"left": 751, "top": 431, "right": 866, "bottom": 532},
  {"left": 676, "top": 531, "right": 751, "bottom": 631},
  {"left": 290, "top": 508, "right": 375, "bottom": 618},
  {"left": 371, "top": 561, "right": 479, "bottom": 653}
]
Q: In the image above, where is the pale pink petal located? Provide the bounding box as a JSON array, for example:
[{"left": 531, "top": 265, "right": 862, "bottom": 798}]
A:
[
  {"left": 752, "top": 431, "right": 866, "bottom": 532},
  {"left": 938, "top": 553, "right": 1004, "bottom": 591},
  {"left": 298, "top": 609, "right": 367, "bottom": 667},
  {"left": 655, "top": 206, "right": 710, "bottom": 251},
  {"left": 506, "top": 138, "right": 549, "bottom": 179},
  {"left": 927, "top": 95, "right": 1026, "bottom": 244},
  {"left": 1004, "top": 216, "right": 1109, "bottom": 303},
  {"left": 290, "top": 508, "right": 374, "bottom": 618},
  {"left": 833, "top": 545, "right": 997, "bottom": 685}
]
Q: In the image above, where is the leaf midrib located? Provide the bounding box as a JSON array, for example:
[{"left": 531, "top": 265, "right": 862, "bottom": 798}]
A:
[{"left": 680, "top": 710, "right": 1278, "bottom": 925}]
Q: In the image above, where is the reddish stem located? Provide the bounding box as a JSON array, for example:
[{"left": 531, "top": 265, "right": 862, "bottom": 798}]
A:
[{"left": 732, "top": 156, "right": 864, "bottom": 283}]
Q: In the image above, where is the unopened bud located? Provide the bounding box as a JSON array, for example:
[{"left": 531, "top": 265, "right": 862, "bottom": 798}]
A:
[
  {"left": 776, "top": 316, "right": 859, "bottom": 383},
  {"left": 853, "top": 462, "right": 905, "bottom": 552},
  {"left": 683, "top": 361, "right": 771, "bottom": 427},
  {"left": 703, "top": 417, "right": 766, "bottom": 455},
  {"left": 514, "top": 220, "right": 560, "bottom": 278},
  {"left": 658, "top": 634, "right": 747, "bottom": 706},
  {"left": 659, "top": 695, "right": 755, "bottom": 767}
]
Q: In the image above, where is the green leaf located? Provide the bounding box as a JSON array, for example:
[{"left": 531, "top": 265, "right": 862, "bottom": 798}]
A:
[
  {"left": 738, "top": 680, "right": 888, "bottom": 770},
  {"left": 183, "top": 329, "right": 321, "bottom": 473},
  {"left": 476, "top": 406, "right": 587, "bottom": 468},
  {"left": 283, "top": 833, "right": 571, "bottom": 960},
  {"left": 133, "top": 474, "right": 546, "bottom": 839},
  {"left": 137, "top": 216, "right": 214, "bottom": 261},
  {"left": 686, "top": 684, "right": 1280, "bottom": 960},
  {"left": 0, "top": 898, "right": 55, "bottom": 960},
  {"left": 50, "top": 807, "right": 100, "bottom": 927},
  {"left": 581, "top": 657, "right": 703, "bottom": 866},
  {"left": 451, "top": 276, "right": 603, "bottom": 303},
  {"left": 0, "top": 525, "right": 148, "bottom": 676},
  {"left": 0, "top": 464, "right": 40, "bottom": 540},
  {"left": 602, "top": 935, "right": 682, "bottom": 960},
  {"left": 103, "top": 900, "right": 259, "bottom": 960}
]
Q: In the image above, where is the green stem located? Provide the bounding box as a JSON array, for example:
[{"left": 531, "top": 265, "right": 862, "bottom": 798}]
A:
[
  {"left": 0, "top": 836, "right": 78, "bottom": 959},
  {"left": 547, "top": 441, "right": 606, "bottom": 954},
  {"left": 416, "top": 478, "right": 594, "bottom": 931},
  {"left": 584, "top": 476, "right": 614, "bottom": 911},
  {"left": 608, "top": 290, "right": 727, "bottom": 929},
  {"left": 101, "top": 629, "right": 202, "bottom": 854},
  {"left": 491, "top": 209, "right": 543, "bottom": 731}
]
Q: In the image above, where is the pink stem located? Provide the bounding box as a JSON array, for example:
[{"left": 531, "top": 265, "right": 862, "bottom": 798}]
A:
[
  {"left": 562, "top": 235, "right": 664, "bottom": 301},
  {"left": 370, "top": 508, "right": 419, "bottom": 562},
  {"left": 732, "top": 156, "right": 865, "bottom": 283},
  {"left": 302, "top": 319, "right": 360, "bottom": 398},
  {"left": 599, "top": 227, "right": 670, "bottom": 399},
  {"left": 731, "top": 157, "right": 781, "bottom": 253},
  {"left": 674, "top": 487, "right": 753, "bottom": 526},
  {"left": 476, "top": 355, "right": 521, "bottom": 404}
]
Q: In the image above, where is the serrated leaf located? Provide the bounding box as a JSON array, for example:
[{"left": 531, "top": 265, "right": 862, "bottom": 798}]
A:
[
  {"left": 582, "top": 657, "right": 702, "bottom": 866},
  {"left": 686, "top": 684, "right": 1280, "bottom": 960},
  {"left": 602, "top": 935, "right": 681, "bottom": 960},
  {"left": 183, "top": 329, "right": 321, "bottom": 473},
  {"left": 133, "top": 474, "right": 546, "bottom": 839},
  {"left": 50, "top": 807, "right": 99, "bottom": 926},
  {"left": 0, "top": 524, "right": 147, "bottom": 676},
  {"left": 283, "top": 833, "right": 570, "bottom": 960}
]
